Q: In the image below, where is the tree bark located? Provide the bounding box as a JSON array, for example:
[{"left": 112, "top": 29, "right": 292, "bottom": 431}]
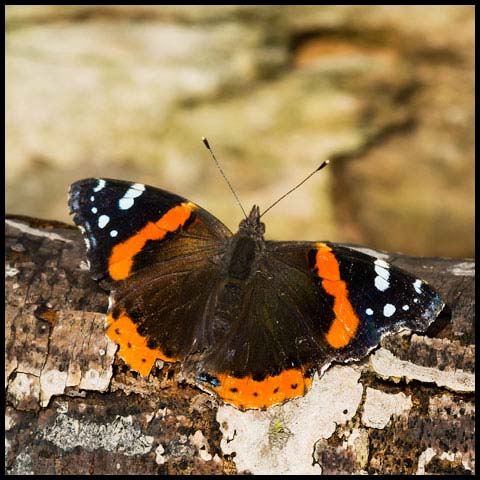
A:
[{"left": 5, "top": 215, "right": 474, "bottom": 475}]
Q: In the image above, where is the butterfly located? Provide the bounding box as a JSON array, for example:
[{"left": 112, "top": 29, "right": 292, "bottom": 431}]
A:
[{"left": 69, "top": 163, "right": 443, "bottom": 410}]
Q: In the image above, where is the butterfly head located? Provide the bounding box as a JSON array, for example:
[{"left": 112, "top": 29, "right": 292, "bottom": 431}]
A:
[{"left": 239, "top": 205, "right": 265, "bottom": 238}]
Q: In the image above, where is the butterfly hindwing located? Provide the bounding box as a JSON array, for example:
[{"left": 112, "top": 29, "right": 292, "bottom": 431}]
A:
[
  {"left": 106, "top": 253, "right": 225, "bottom": 376},
  {"left": 190, "top": 240, "right": 332, "bottom": 409}
]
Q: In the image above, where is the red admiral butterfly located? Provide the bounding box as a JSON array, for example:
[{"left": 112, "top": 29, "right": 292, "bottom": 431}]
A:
[{"left": 69, "top": 145, "right": 443, "bottom": 410}]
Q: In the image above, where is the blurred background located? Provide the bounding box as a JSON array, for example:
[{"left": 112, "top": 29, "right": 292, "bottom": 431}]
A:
[{"left": 6, "top": 5, "right": 474, "bottom": 258}]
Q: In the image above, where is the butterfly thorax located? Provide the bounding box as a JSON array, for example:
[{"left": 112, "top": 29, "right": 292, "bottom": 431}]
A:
[
  {"left": 225, "top": 205, "right": 265, "bottom": 281},
  {"left": 238, "top": 205, "right": 265, "bottom": 237}
]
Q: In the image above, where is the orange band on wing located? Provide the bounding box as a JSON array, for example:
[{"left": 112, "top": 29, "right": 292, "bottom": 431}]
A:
[
  {"left": 314, "top": 243, "right": 360, "bottom": 349},
  {"left": 106, "top": 310, "right": 177, "bottom": 377},
  {"left": 108, "top": 203, "right": 194, "bottom": 281},
  {"left": 205, "top": 369, "right": 313, "bottom": 409}
]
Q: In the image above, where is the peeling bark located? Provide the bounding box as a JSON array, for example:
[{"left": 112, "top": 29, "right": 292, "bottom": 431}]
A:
[{"left": 5, "top": 215, "right": 474, "bottom": 475}]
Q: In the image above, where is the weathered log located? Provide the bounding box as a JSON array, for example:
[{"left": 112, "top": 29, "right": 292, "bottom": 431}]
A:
[{"left": 5, "top": 215, "right": 475, "bottom": 475}]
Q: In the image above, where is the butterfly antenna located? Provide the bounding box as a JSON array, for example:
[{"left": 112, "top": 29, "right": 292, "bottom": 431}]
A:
[
  {"left": 202, "top": 137, "right": 248, "bottom": 219},
  {"left": 260, "top": 160, "right": 330, "bottom": 218}
]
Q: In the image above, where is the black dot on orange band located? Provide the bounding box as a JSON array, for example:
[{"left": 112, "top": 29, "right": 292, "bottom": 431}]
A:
[
  {"left": 115, "top": 328, "right": 120, "bottom": 335},
  {"left": 273, "top": 387, "right": 279, "bottom": 393},
  {"left": 127, "top": 342, "right": 132, "bottom": 348},
  {"left": 253, "top": 392, "right": 258, "bottom": 397},
  {"left": 291, "top": 383, "right": 298, "bottom": 390},
  {"left": 230, "top": 387, "right": 238, "bottom": 393},
  {"left": 141, "top": 358, "right": 146, "bottom": 363}
]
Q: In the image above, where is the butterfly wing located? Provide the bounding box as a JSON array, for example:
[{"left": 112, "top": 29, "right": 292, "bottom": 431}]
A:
[
  {"left": 105, "top": 255, "right": 227, "bottom": 376},
  {"left": 69, "top": 178, "right": 232, "bottom": 375},
  {"left": 306, "top": 242, "right": 444, "bottom": 360},
  {"left": 195, "top": 240, "right": 444, "bottom": 409},
  {"left": 69, "top": 178, "right": 232, "bottom": 286}
]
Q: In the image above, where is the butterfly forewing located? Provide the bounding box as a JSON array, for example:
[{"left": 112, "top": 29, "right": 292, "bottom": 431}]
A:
[
  {"left": 310, "top": 242, "right": 444, "bottom": 362},
  {"left": 69, "top": 178, "right": 232, "bottom": 286},
  {"left": 267, "top": 241, "right": 444, "bottom": 363}
]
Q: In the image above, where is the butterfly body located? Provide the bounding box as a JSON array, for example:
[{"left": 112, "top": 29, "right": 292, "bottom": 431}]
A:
[
  {"left": 223, "top": 205, "right": 265, "bottom": 281},
  {"left": 69, "top": 178, "right": 444, "bottom": 409}
]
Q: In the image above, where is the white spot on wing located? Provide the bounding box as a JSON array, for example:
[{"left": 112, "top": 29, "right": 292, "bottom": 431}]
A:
[
  {"left": 374, "top": 258, "right": 390, "bottom": 291},
  {"left": 93, "top": 179, "right": 106, "bottom": 192},
  {"left": 90, "top": 196, "right": 95, "bottom": 202},
  {"left": 350, "top": 246, "right": 390, "bottom": 261},
  {"left": 127, "top": 183, "right": 145, "bottom": 196},
  {"left": 374, "top": 259, "right": 389, "bottom": 270},
  {"left": 98, "top": 215, "right": 110, "bottom": 229},
  {"left": 91, "top": 207, "right": 98, "bottom": 214},
  {"left": 383, "top": 304, "right": 396, "bottom": 317},
  {"left": 402, "top": 305, "right": 410, "bottom": 311},
  {"left": 375, "top": 276, "right": 389, "bottom": 292},
  {"left": 110, "top": 230, "right": 118, "bottom": 237},
  {"left": 118, "top": 183, "right": 145, "bottom": 210},
  {"left": 366, "top": 308, "right": 374, "bottom": 315},
  {"left": 119, "top": 198, "right": 134, "bottom": 210},
  {"left": 413, "top": 279, "right": 423, "bottom": 294}
]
